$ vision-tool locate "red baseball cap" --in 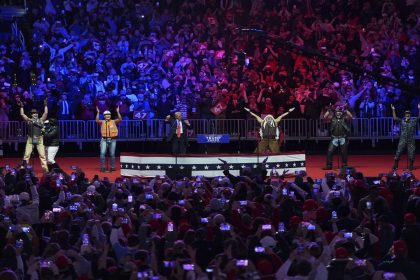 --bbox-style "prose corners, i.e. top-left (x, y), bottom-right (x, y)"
top-left (404, 213), bottom-right (416, 224)
top-left (335, 247), bottom-right (349, 259)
